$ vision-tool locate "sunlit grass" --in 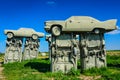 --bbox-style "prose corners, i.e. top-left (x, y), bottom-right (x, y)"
top-left (1, 50), bottom-right (120, 80)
